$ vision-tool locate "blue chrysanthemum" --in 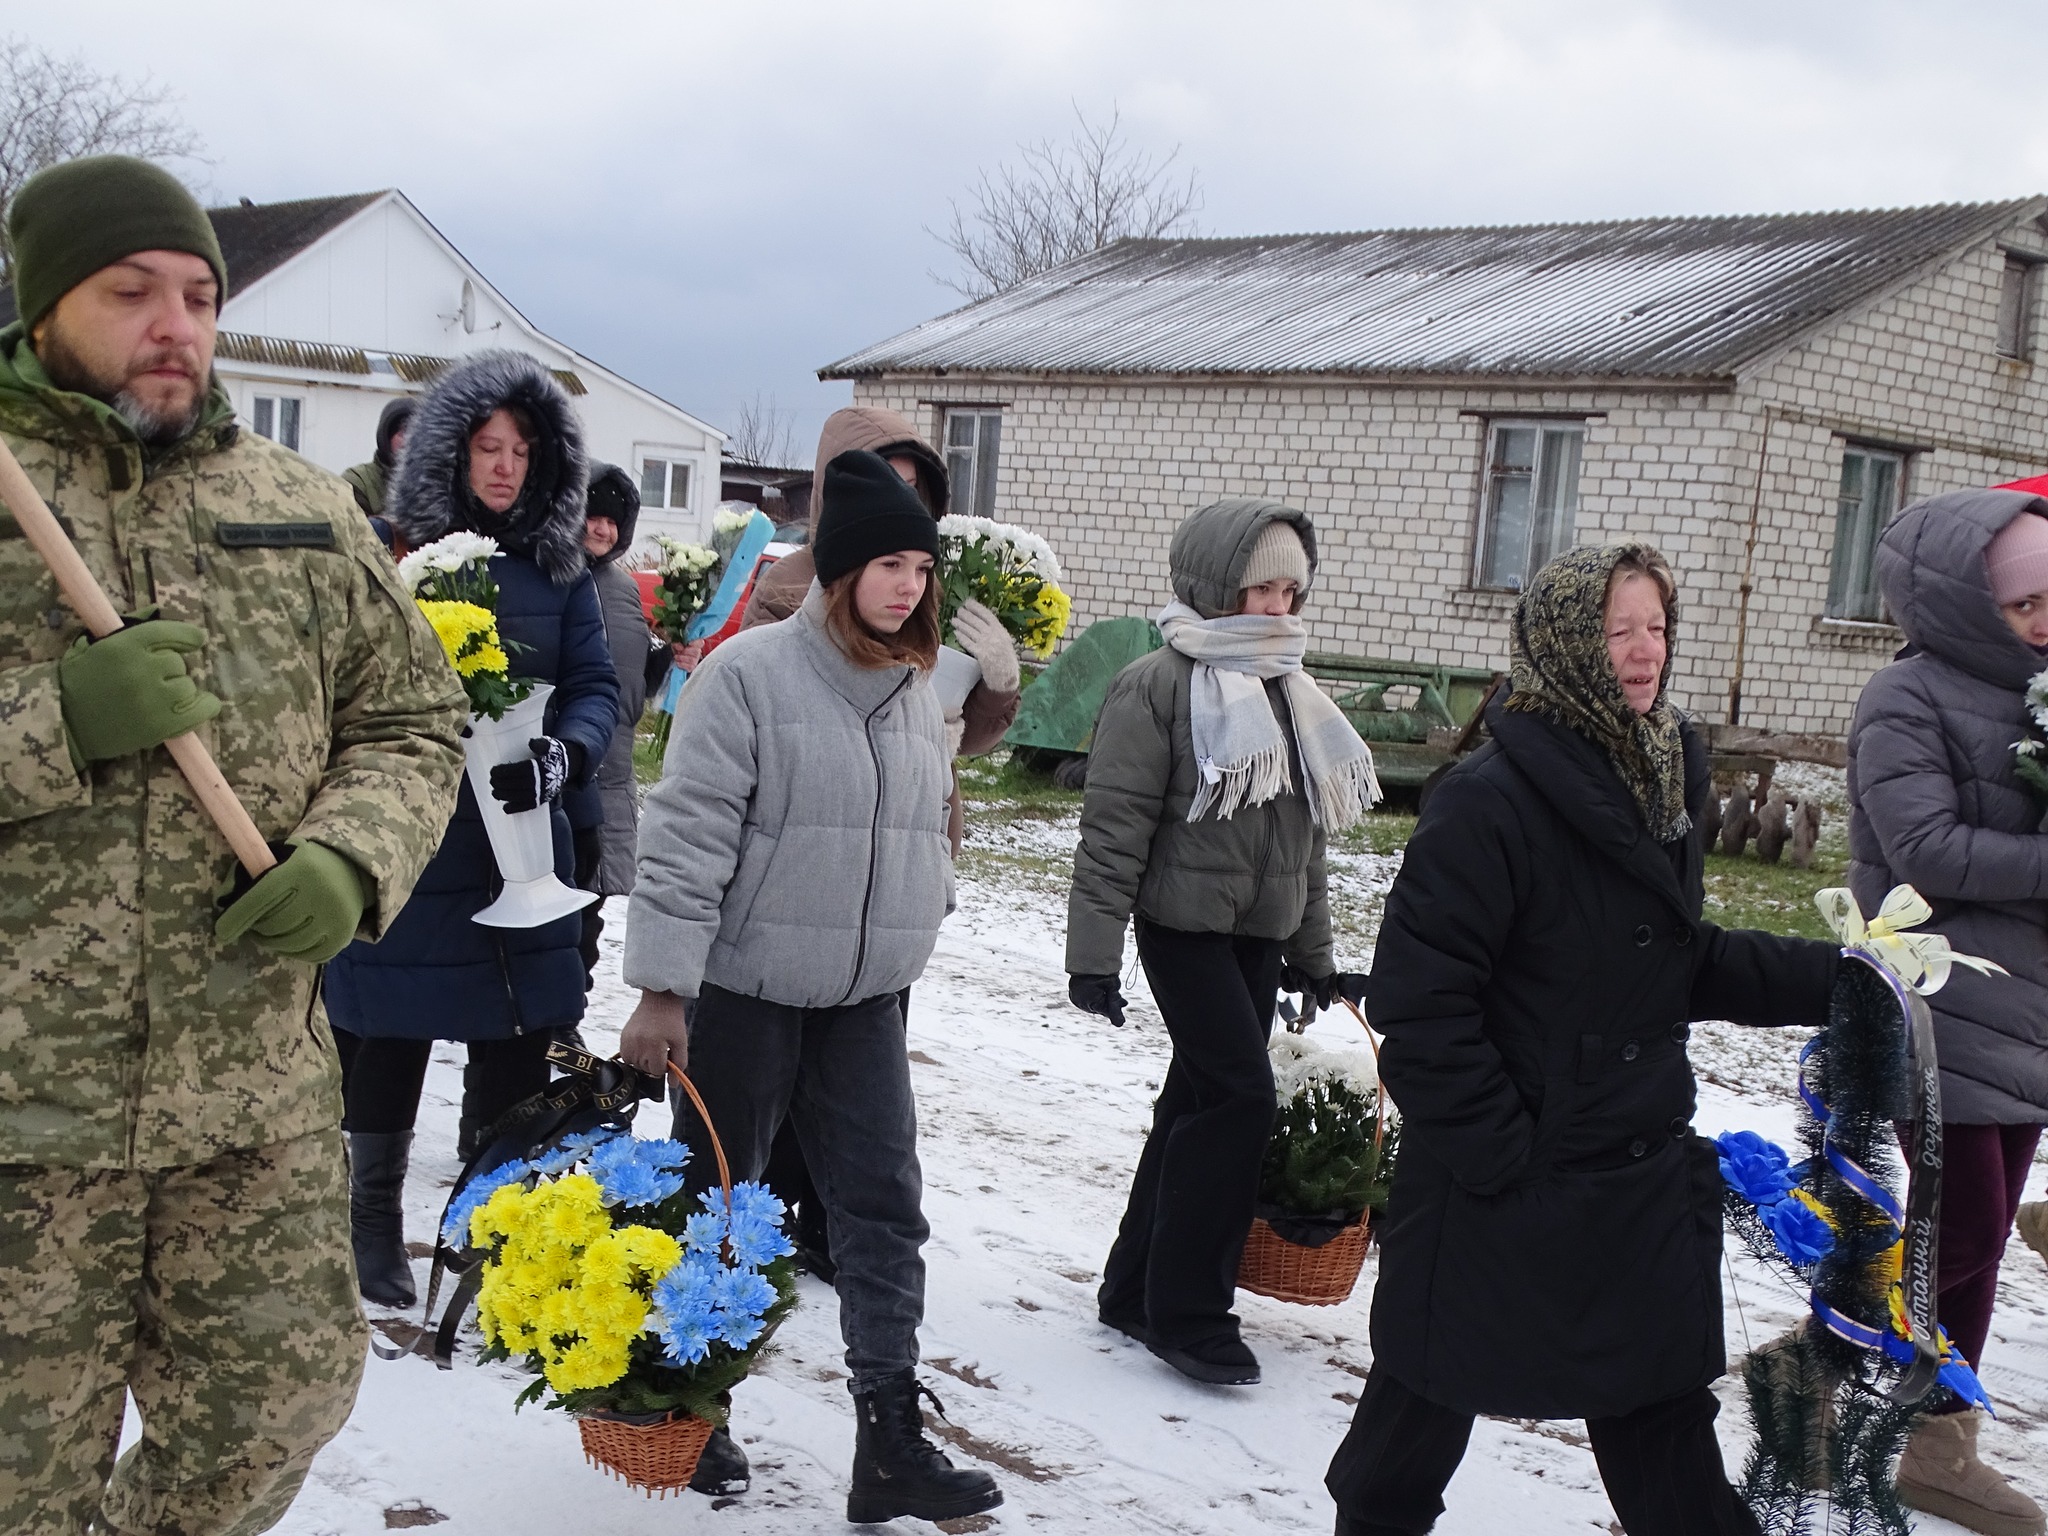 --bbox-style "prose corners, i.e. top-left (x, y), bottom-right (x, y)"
top-left (650, 1254), bottom-right (723, 1366)
top-left (683, 1210), bottom-right (727, 1254)
top-left (587, 1135), bottom-right (691, 1208)
top-left (712, 1268), bottom-right (778, 1349)
top-left (526, 1129), bottom-right (613, 1177)
top-left (728, 1212), bottom-right (795, 1269)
